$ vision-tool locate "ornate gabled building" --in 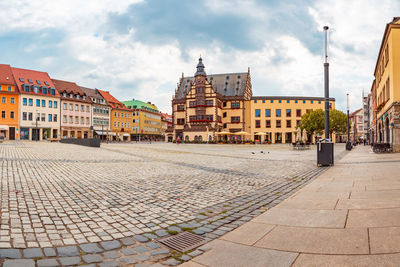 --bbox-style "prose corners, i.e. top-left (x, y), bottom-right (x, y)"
top-left (171, 57), bottom-right (252, 142)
